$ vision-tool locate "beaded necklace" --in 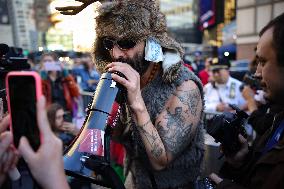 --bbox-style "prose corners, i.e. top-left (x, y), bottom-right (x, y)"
top-left (145, 63), bottom-right (159, 85)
